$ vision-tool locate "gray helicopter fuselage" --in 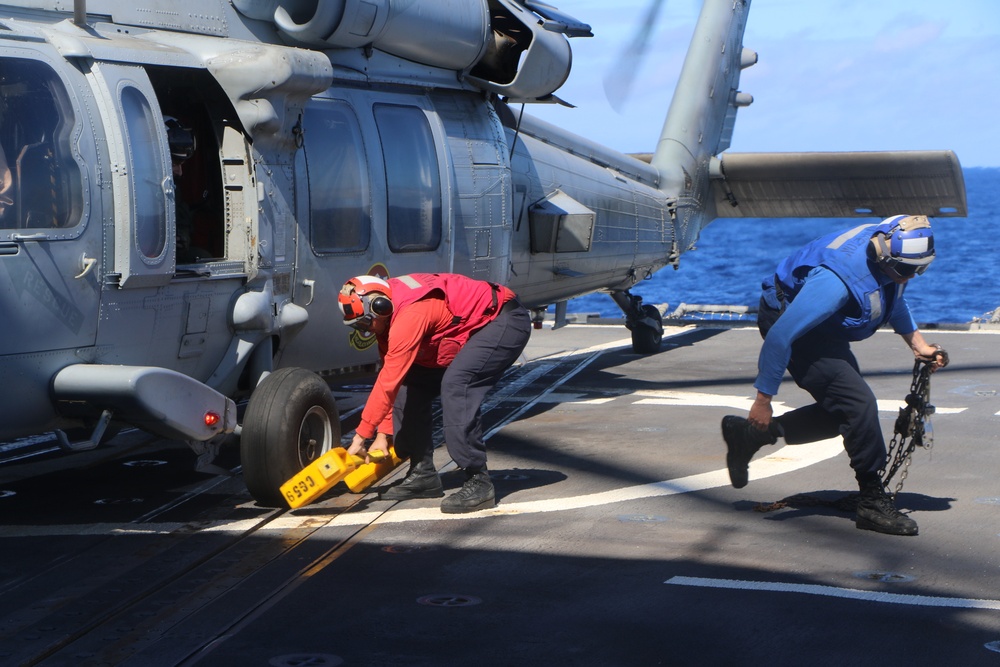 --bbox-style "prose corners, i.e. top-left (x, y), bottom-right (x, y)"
top-left (0, 0), bottom-right (675, 443)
